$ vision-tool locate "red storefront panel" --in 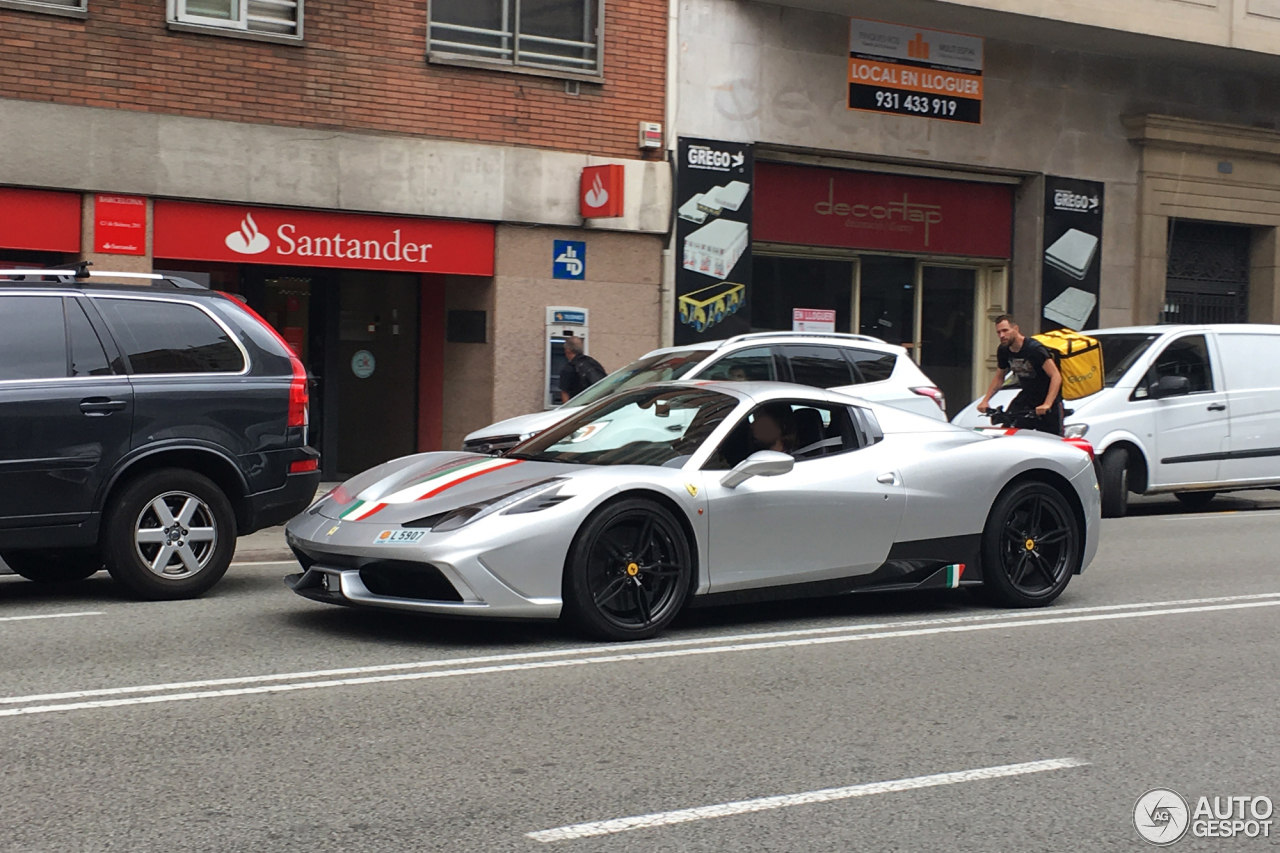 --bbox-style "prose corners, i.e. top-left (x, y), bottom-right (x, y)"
top-left (754, 163), bottom-right (1013, 259)
top-left (153, 200), bottom-right (495, 276)
top-left (0, 188), bottom-right (81, 253)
